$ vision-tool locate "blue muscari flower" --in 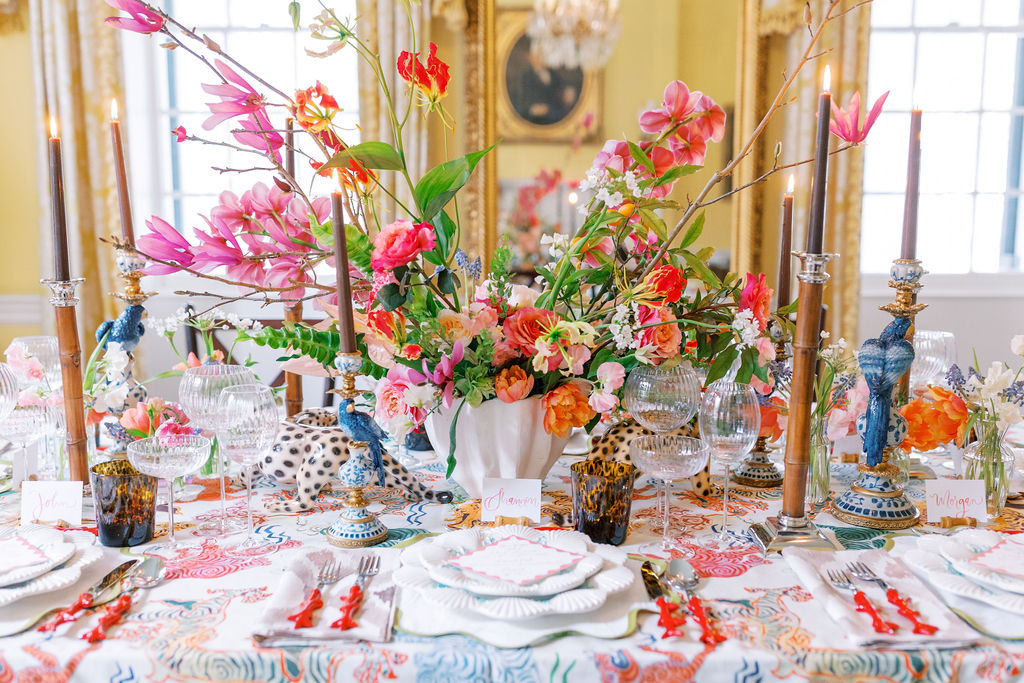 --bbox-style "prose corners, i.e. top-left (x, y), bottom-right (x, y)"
top-left (832, 373), bottom-right (857, 404)
top-left (946, 364), bottom-right (966, 391)
top-left (467, 256), bottom-right (482, 281)
top-left (1001, 381), bottom-right (1024, 407)
top-left (454, 249), bottom-right (469, 270)
top-left (769, 360), bottom-right (792, 384)
top-left (756, 390), bottom-right (774, 408)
